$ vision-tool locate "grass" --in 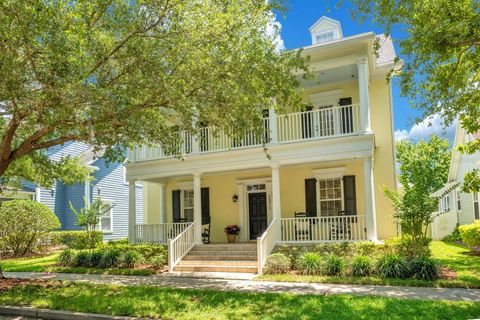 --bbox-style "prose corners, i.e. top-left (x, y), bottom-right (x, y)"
top-left (0, 282), bottom-right (479, 320)
top-left (1, 253), bottom-right (154, 276)
top-left (257, 241), bottom-right (480, 289)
